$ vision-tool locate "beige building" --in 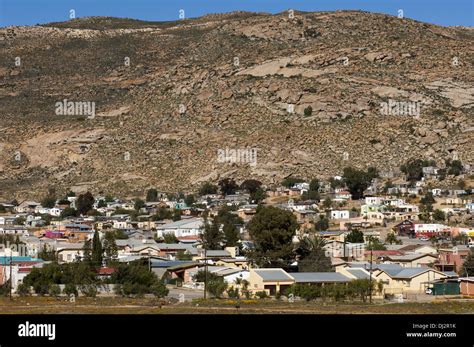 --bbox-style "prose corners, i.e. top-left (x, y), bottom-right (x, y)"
top-left (248, 268), bottom-right (294, 295)
top-left (375, 267), bottom-right (447, 294)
